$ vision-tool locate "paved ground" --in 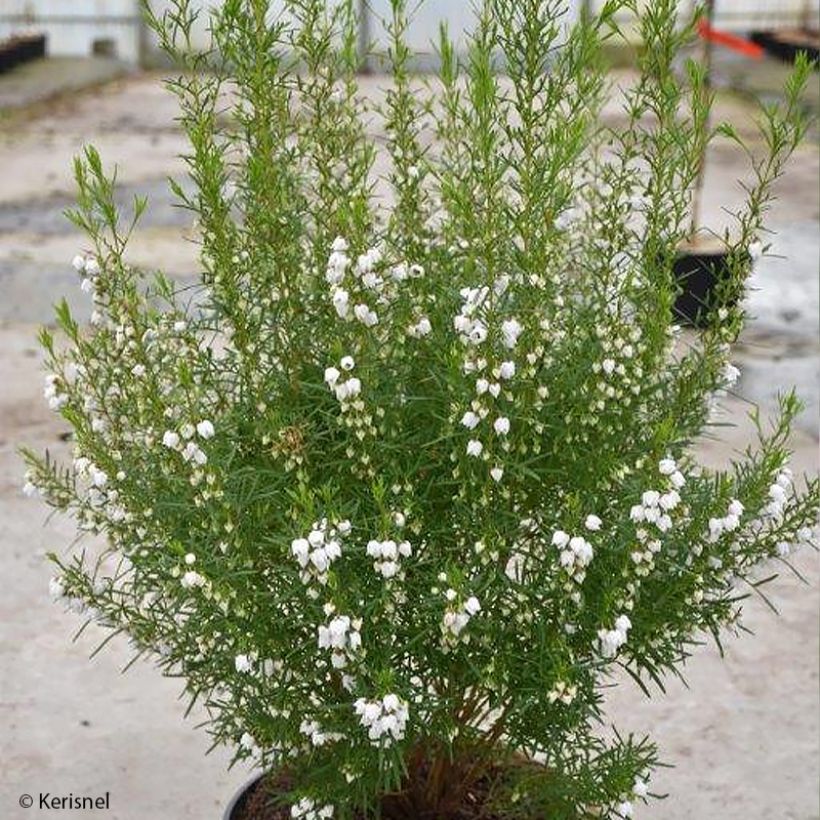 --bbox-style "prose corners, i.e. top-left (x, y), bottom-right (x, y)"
top-left (0, 60), bottom-right (817, 820)
top-left (0, 57), bottom-right (130, 114)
